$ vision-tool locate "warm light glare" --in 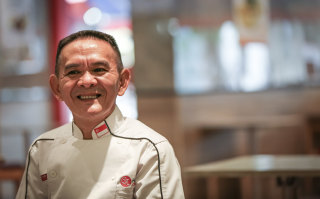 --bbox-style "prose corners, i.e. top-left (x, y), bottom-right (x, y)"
top-left (65, 0), bottom-right (87, 4)
top-left (83, 7), bottom-right (102, 26)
